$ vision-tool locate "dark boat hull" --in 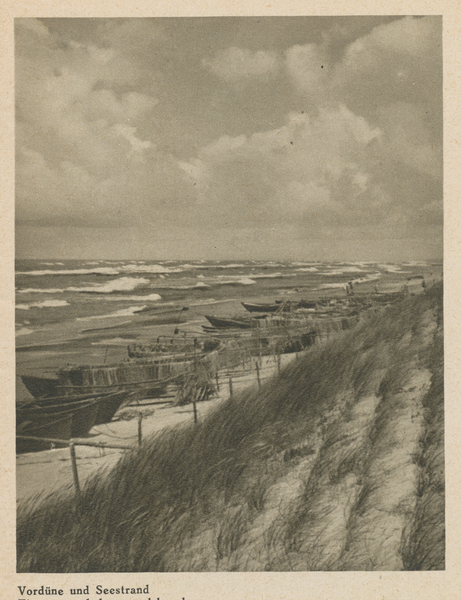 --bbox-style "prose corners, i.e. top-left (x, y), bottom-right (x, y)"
top-left (18, 398), bottom-right (99, 438)
top-left (21, 375), bottom-right (60, 398)
top-left (16, 413), bottom-right (73, 454)
top-left (241, 302), bottom-right (300, 313)
top-left (205, 315), bottom-right (251, 329)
